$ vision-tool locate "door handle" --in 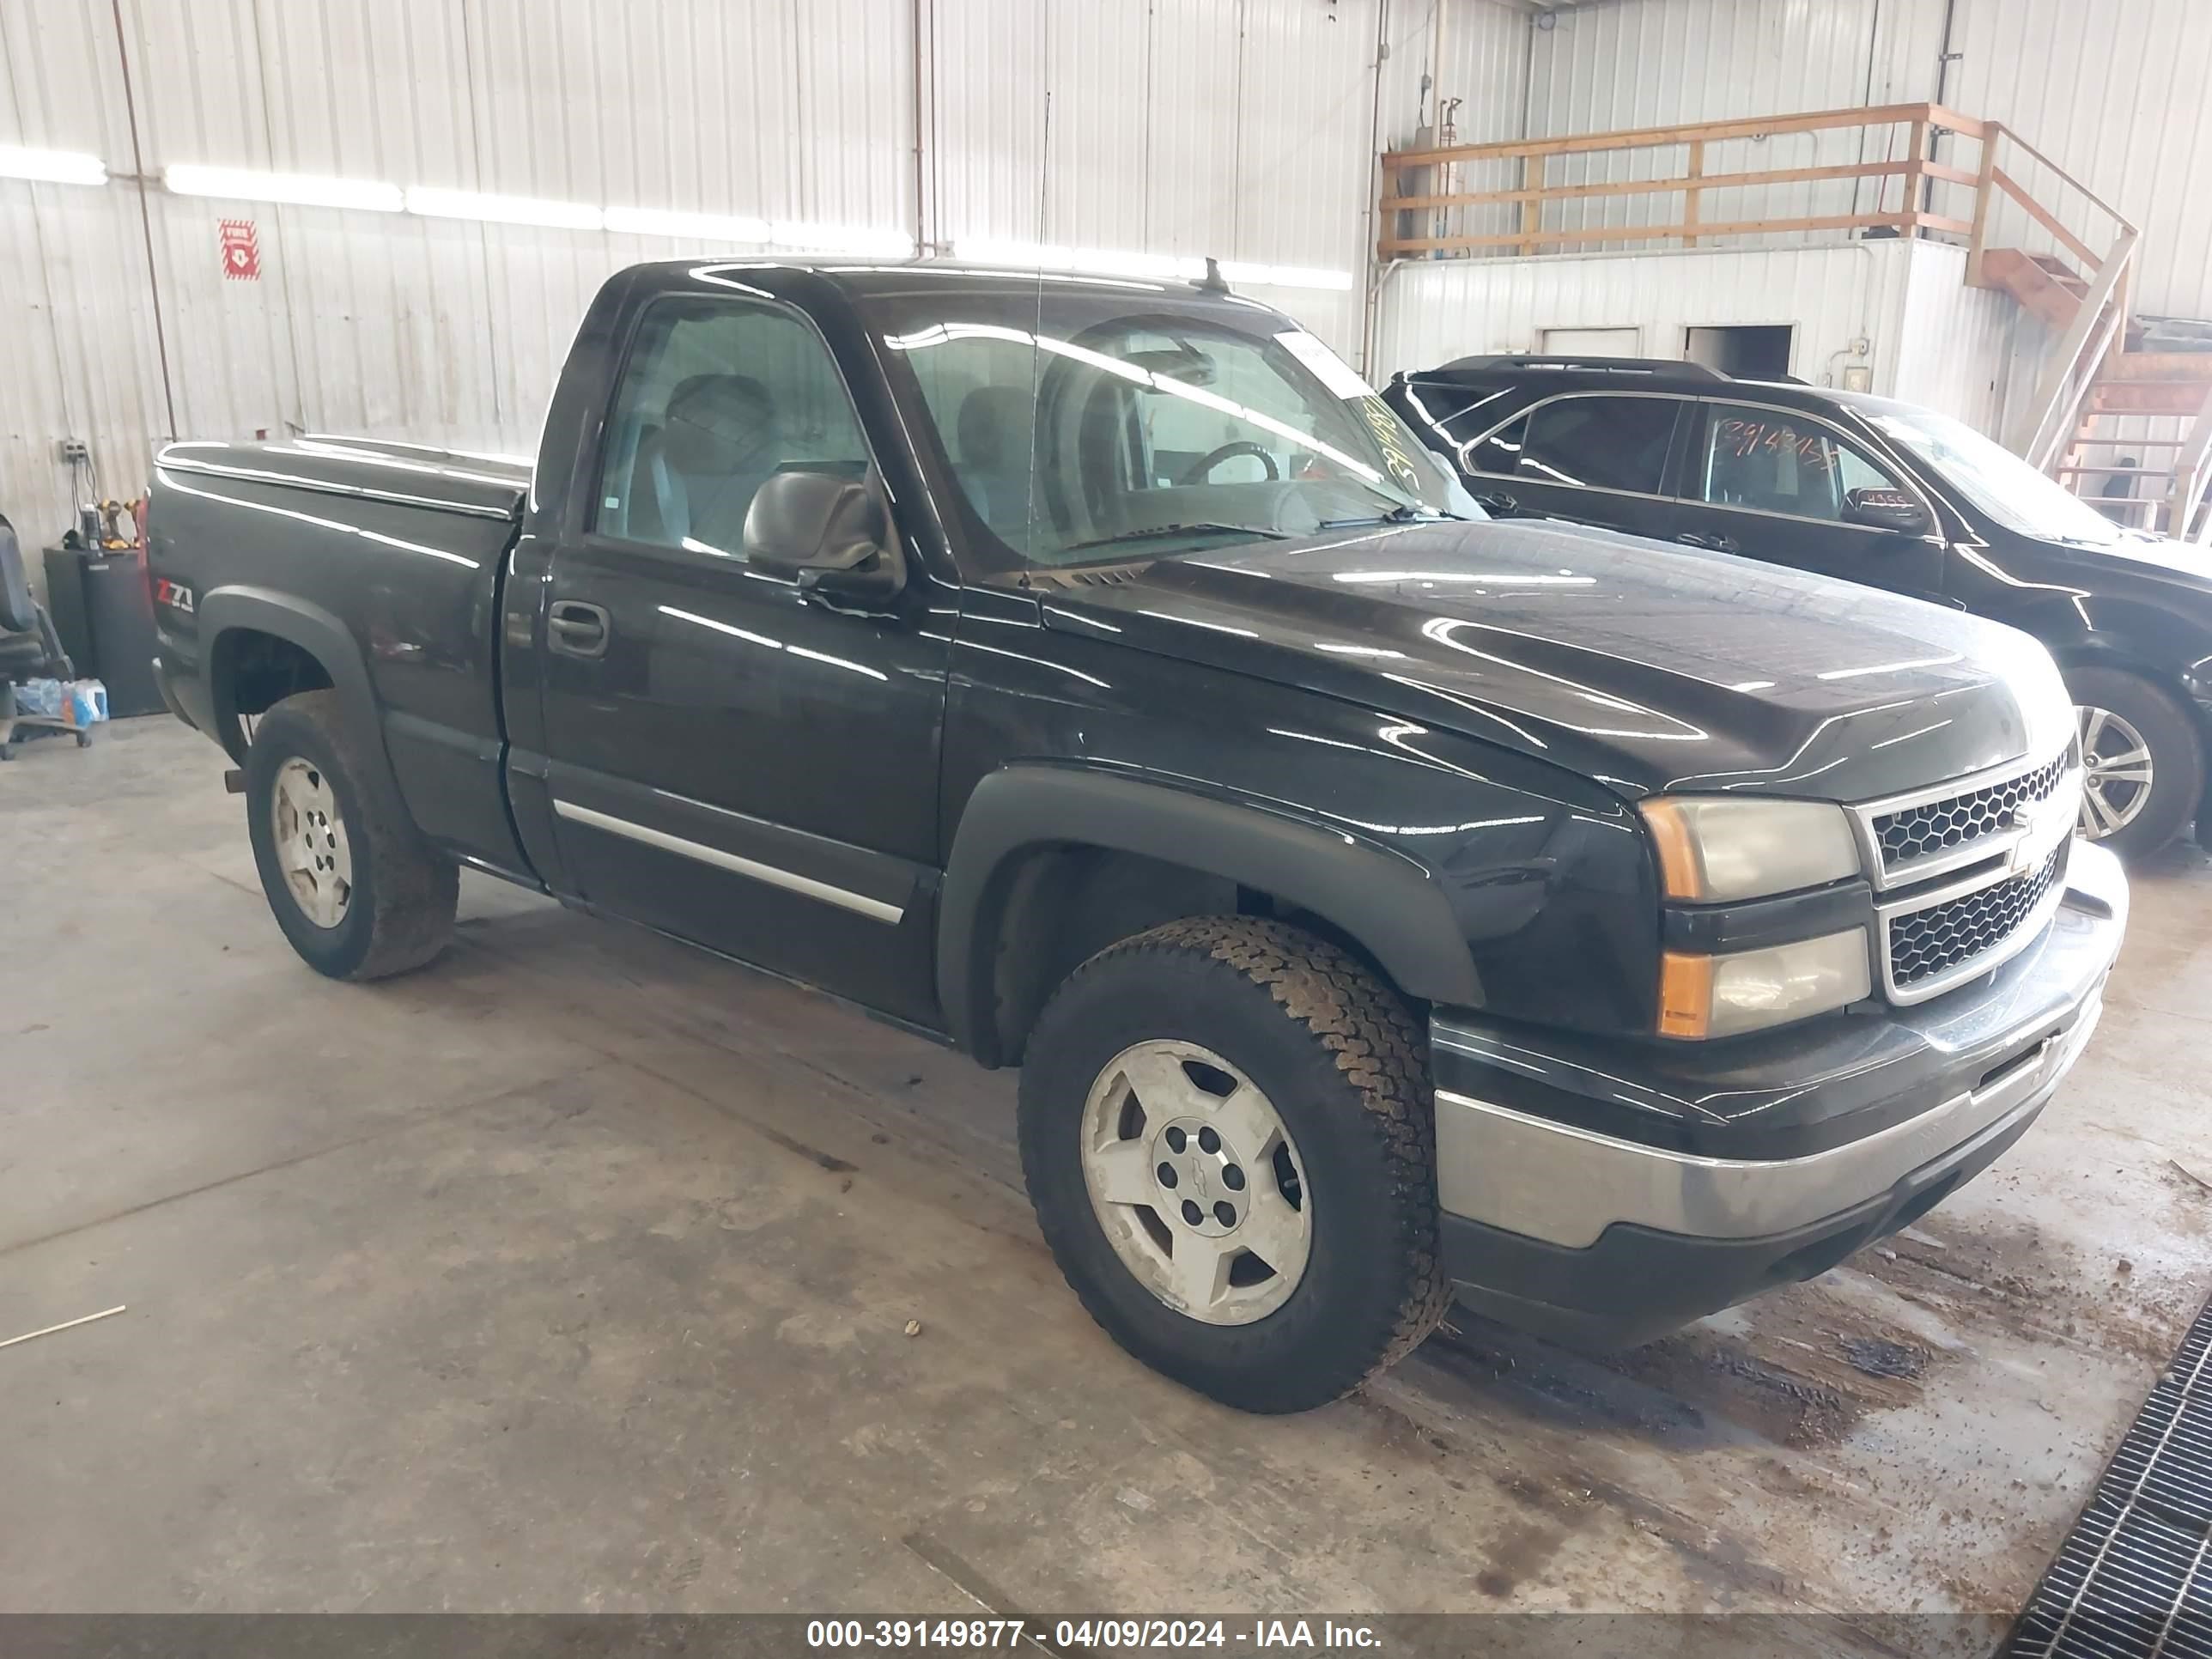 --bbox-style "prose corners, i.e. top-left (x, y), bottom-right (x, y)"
top-left (1676, 532), bottom-right (1740, 554)
top-left (548, 600), bottom-right (610, 658)
top-left (1474, 490), bottom-right (1518, 515)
